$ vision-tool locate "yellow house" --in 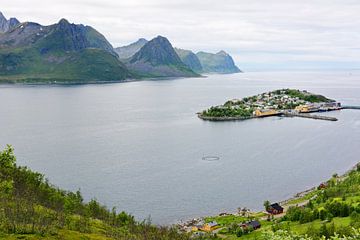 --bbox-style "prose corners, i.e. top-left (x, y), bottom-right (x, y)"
top-left (254, 109), bottom-right (278, 117)
top-left (295, 105), bottom-right (309, 113)
top-left (200, 221), bottom-right (219, 232)
top-left (191, 226), bottom-right (199, 232)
